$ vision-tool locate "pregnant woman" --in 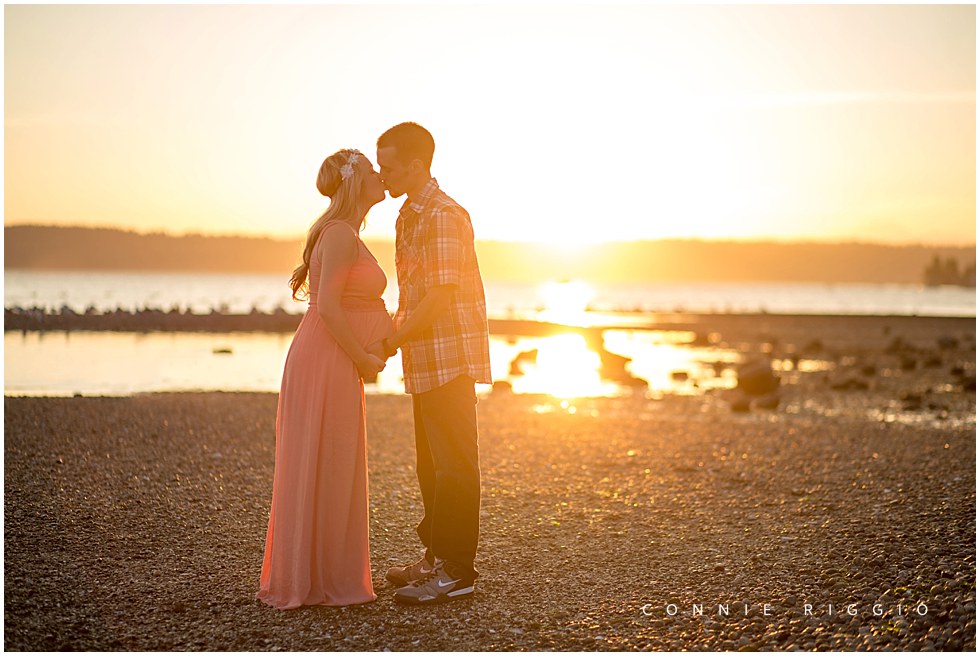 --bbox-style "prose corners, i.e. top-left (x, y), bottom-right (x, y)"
top-left (257, 148), bottom-right (392, 608)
